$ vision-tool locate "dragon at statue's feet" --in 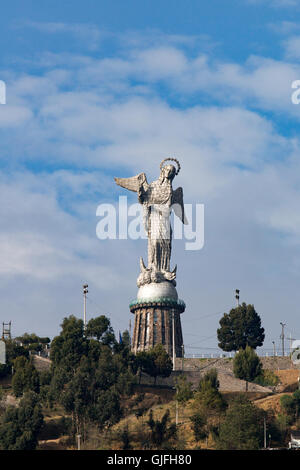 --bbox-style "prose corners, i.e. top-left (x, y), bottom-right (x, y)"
top-left (137, 257), bottom-right (177, 287)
